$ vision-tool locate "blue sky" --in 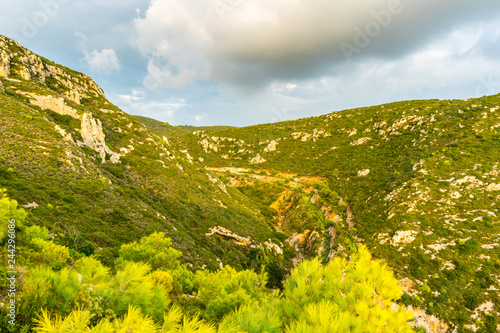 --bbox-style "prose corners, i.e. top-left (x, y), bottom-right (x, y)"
top-left (1, 0), bottom-right (500, 126)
